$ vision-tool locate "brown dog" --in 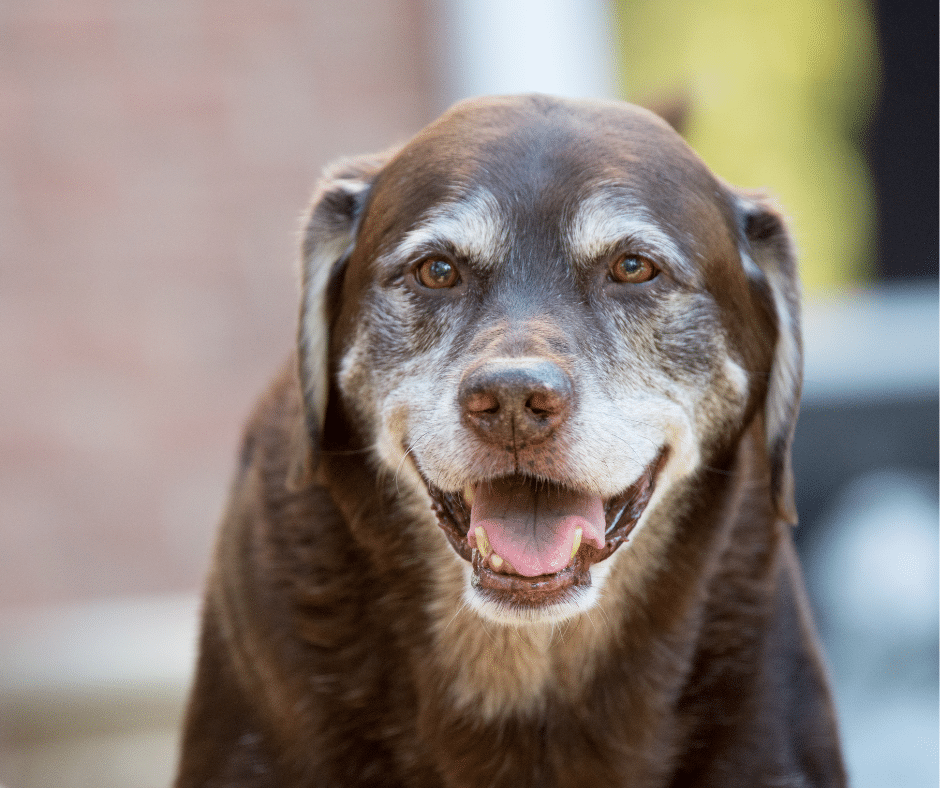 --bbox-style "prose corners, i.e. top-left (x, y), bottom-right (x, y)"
top-left (175, 95), bottom-right (845, 787)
